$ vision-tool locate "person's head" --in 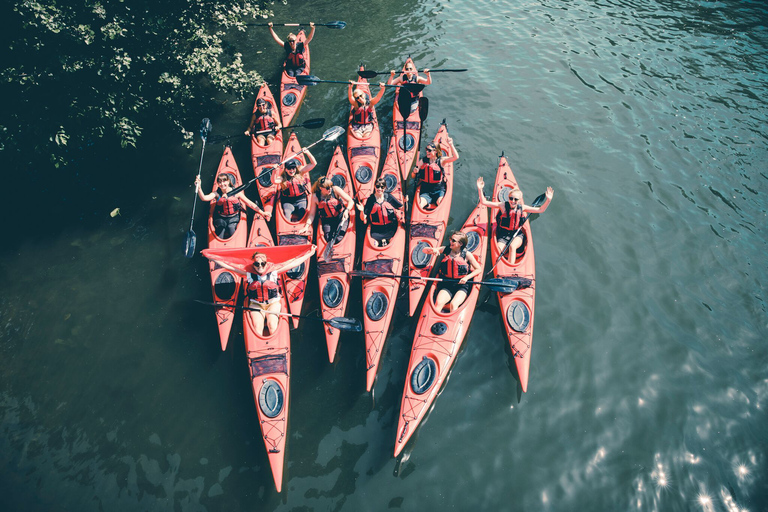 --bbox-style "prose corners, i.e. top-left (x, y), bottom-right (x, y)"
top-left (256, 98), bottom-right (268, 113)
top-left (312, 176), bottom-right (334, 195)
top-left (403, 60), bottom-right (416, 75)
top-left (251, 252), bottom-right (269, 274)
top-left (448, 231), bottom-right (469, 250)
top-left (286, 33), bottom-right (298, 49)
top-left (507, 189), bottom-right (523, 206)
top-left (374, 177), bottom-right (387, 194)
top-left (217, 174), bottom-right (233, 189)
top-left (353, 88), bottom-right (368, 105)
top-left (425, 142), bottom-right (443, 159)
